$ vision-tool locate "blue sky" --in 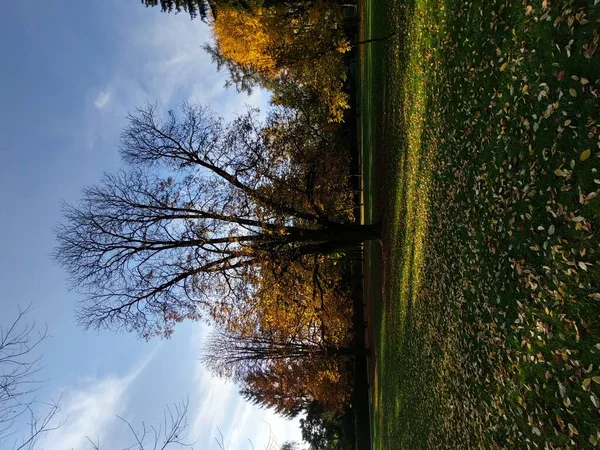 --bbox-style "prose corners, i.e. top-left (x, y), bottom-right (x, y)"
top-left (0, 1), bottom-right (301, 448)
